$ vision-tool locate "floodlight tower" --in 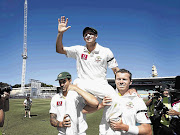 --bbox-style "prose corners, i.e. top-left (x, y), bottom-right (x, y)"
top-left (21, 0), bottom-right (28, 95)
